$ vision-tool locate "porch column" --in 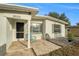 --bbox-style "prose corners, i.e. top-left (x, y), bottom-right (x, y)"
top-left (27, 20), bottom-right (31, 48)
